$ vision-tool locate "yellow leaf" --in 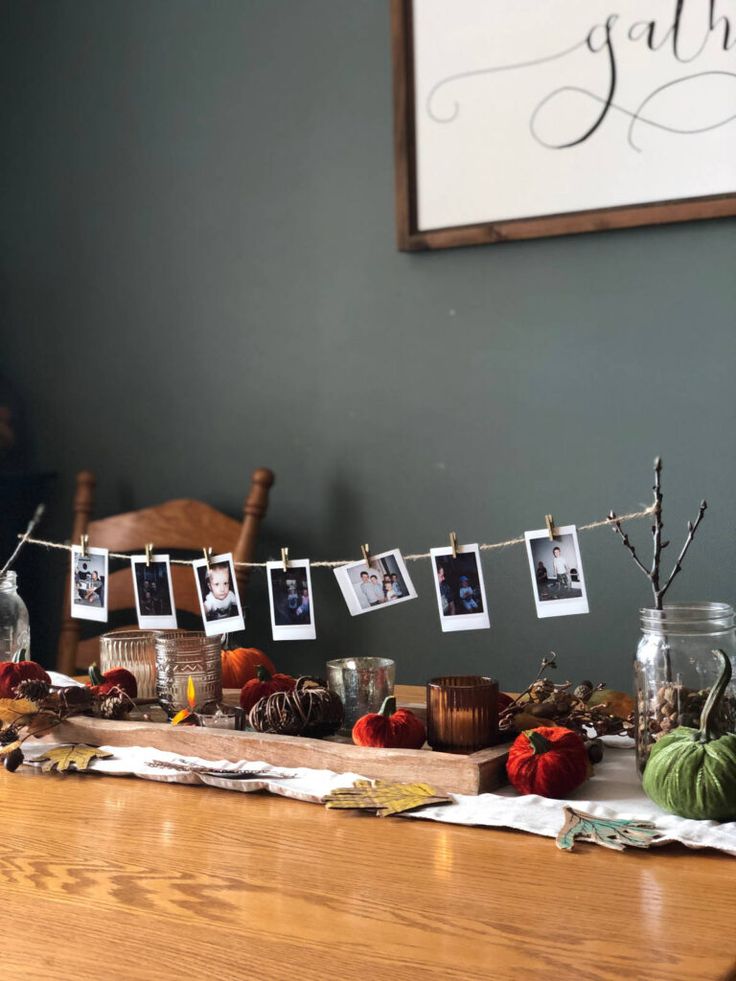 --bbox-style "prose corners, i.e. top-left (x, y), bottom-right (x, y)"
top-left (33, 744), bottom-right (113, 773)
top-left (0, 740), bottom-right (21, 757)
top-left (324, 779), bottom-right (452, 817)
top-left (0, 697), bottom-right (39, 724)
